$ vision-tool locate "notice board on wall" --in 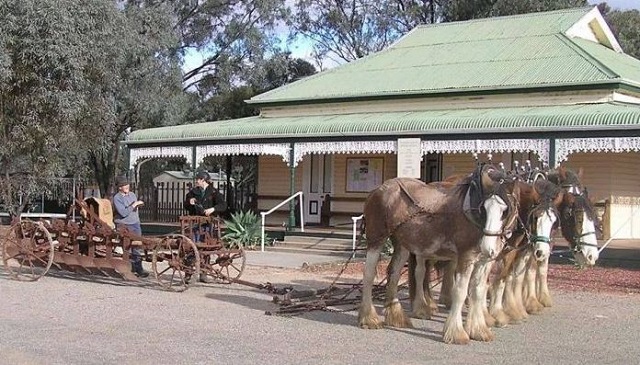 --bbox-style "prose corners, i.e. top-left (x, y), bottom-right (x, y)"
top-left (346, 158), bottom-right (384, 192)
